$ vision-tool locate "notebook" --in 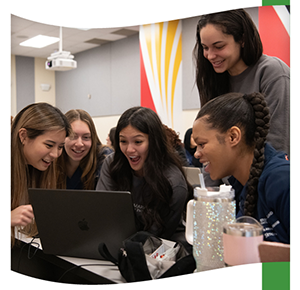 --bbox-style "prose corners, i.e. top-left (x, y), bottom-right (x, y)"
top-left (183, 166), bottom-right (201, 186)
top-left (28, 188), bottom-right (137, 260)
